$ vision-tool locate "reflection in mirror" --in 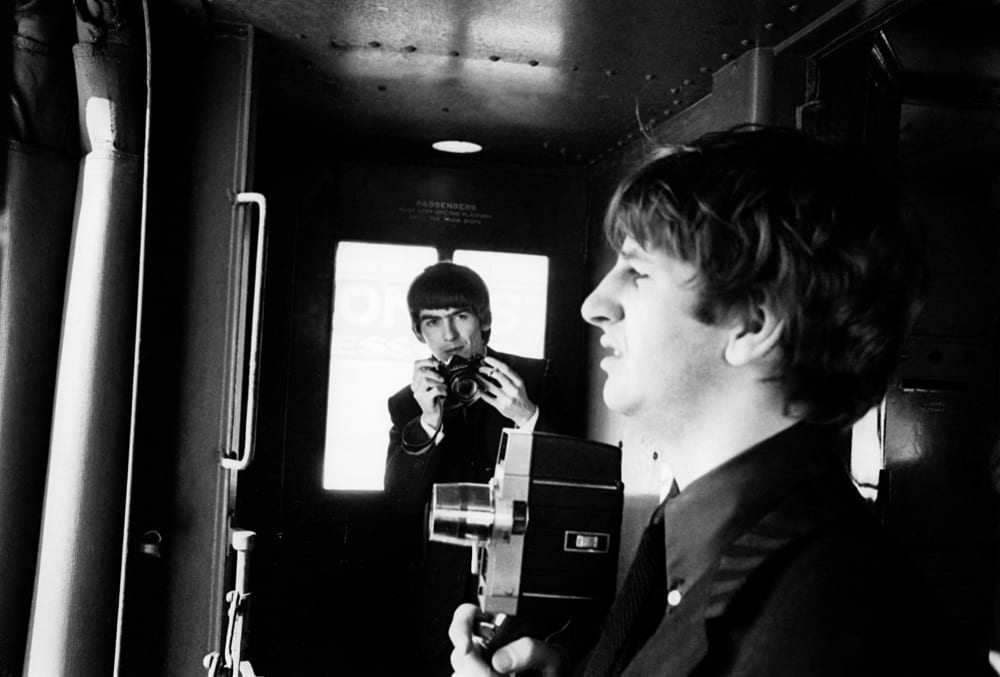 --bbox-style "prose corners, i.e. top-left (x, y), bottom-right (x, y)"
top-left (323, 243), bottom-right (550, 490)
